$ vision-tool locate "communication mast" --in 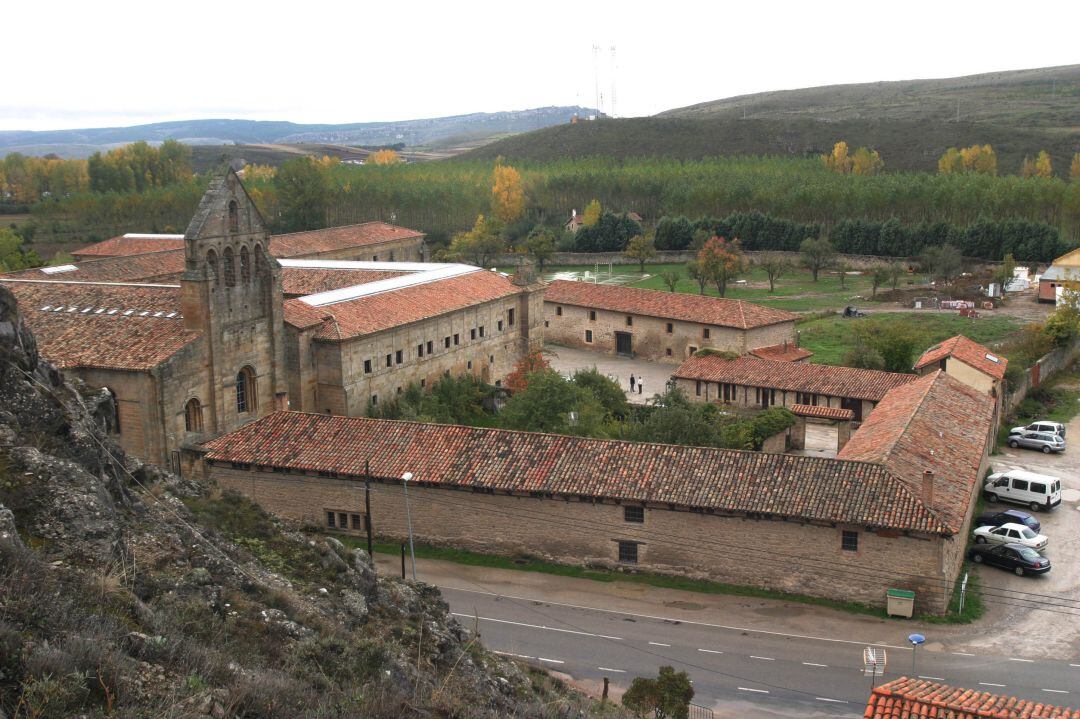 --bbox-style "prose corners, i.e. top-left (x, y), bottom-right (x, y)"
top-left (609, 45), bottom-right (617, 118)
top-left (592, 45), bottom-right (601, 116)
